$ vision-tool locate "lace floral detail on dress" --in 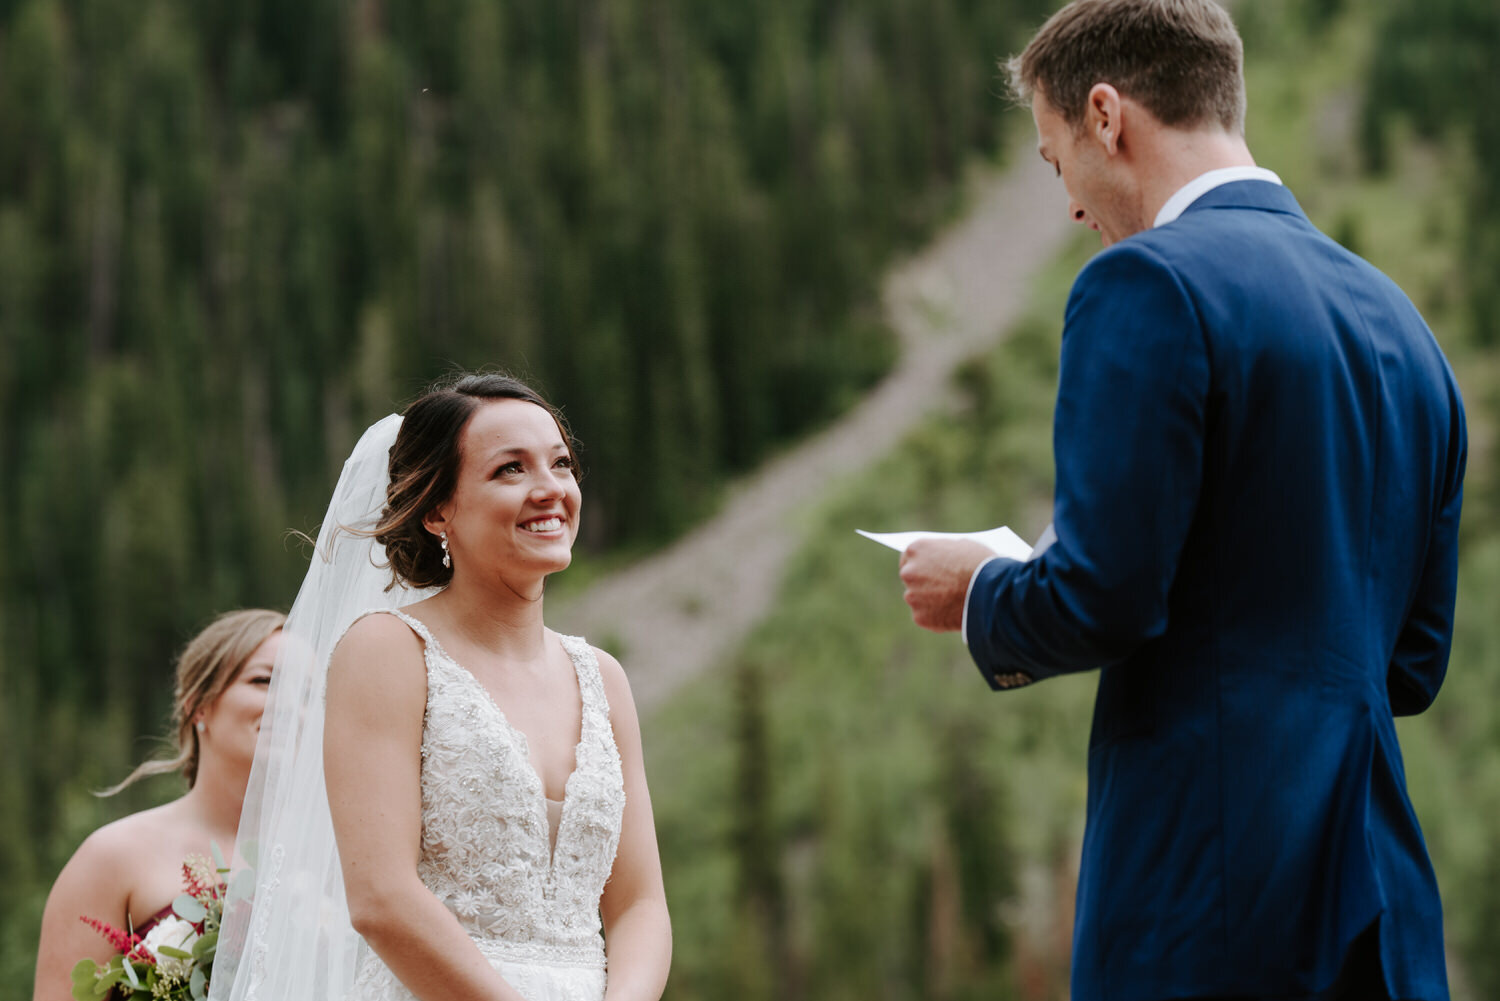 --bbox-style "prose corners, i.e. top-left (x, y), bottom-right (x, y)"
top-left (348, 610), bottom-right (624, 1001)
